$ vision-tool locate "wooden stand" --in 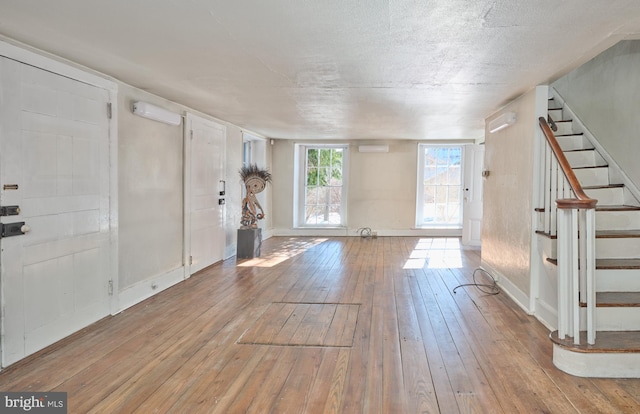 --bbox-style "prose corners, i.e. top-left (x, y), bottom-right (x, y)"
top-left (237, 228), bottom-right (262, 259)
